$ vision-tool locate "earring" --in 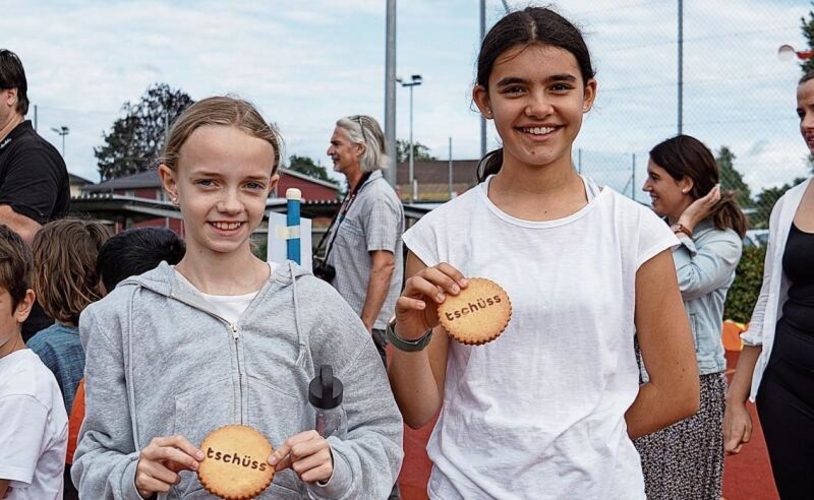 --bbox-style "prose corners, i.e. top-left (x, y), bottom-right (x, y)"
top-left (485, 108), bottom-right (492, 118)
top-left (171, 196), bottom-right (179, 205)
